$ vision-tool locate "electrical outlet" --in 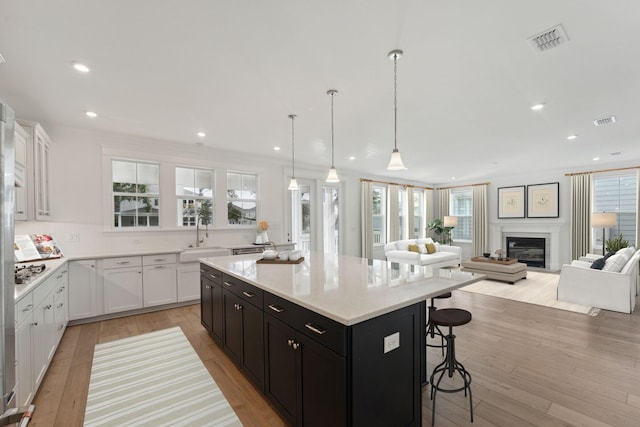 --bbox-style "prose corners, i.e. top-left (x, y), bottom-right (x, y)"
top-left (383, 332), bottom-right (400, 354)
top-left (67, 232), bottom-right (80, 242)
